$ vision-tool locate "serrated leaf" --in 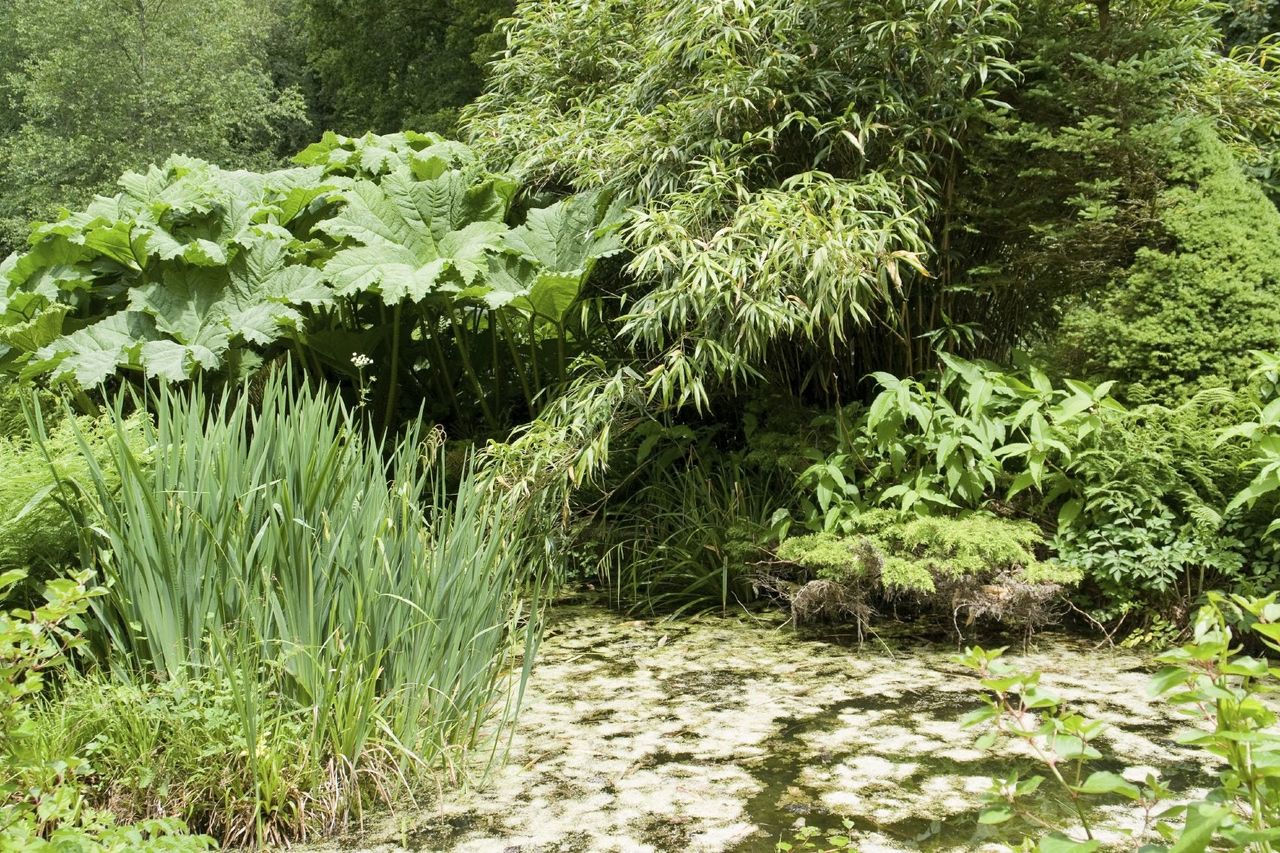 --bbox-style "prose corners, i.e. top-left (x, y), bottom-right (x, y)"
top-left (127, 238), bottom-right (317, 355)
top-left (503, 190), bottom-right (626, 273)
top-left (139, 339), bottom-right (221, 381)
top-left (0, 303), bottom-right (70, 353)
top-left (318, 174), bottom-right (508, 303)
top-left (39, 312), bottom-right (158, 387)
